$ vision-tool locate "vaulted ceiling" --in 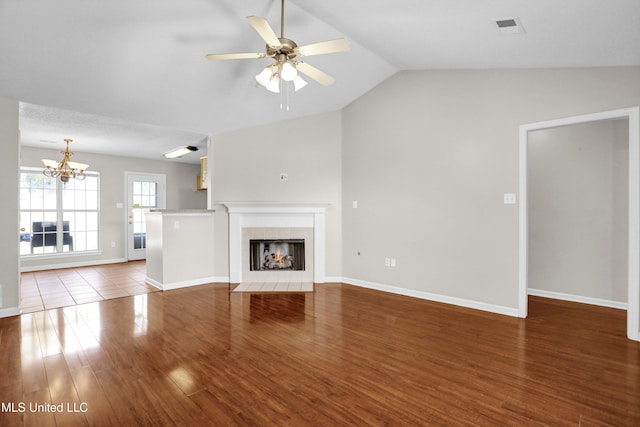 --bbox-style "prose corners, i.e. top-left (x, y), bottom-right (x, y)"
top-left (2, 0), bottom-right (639, 163)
